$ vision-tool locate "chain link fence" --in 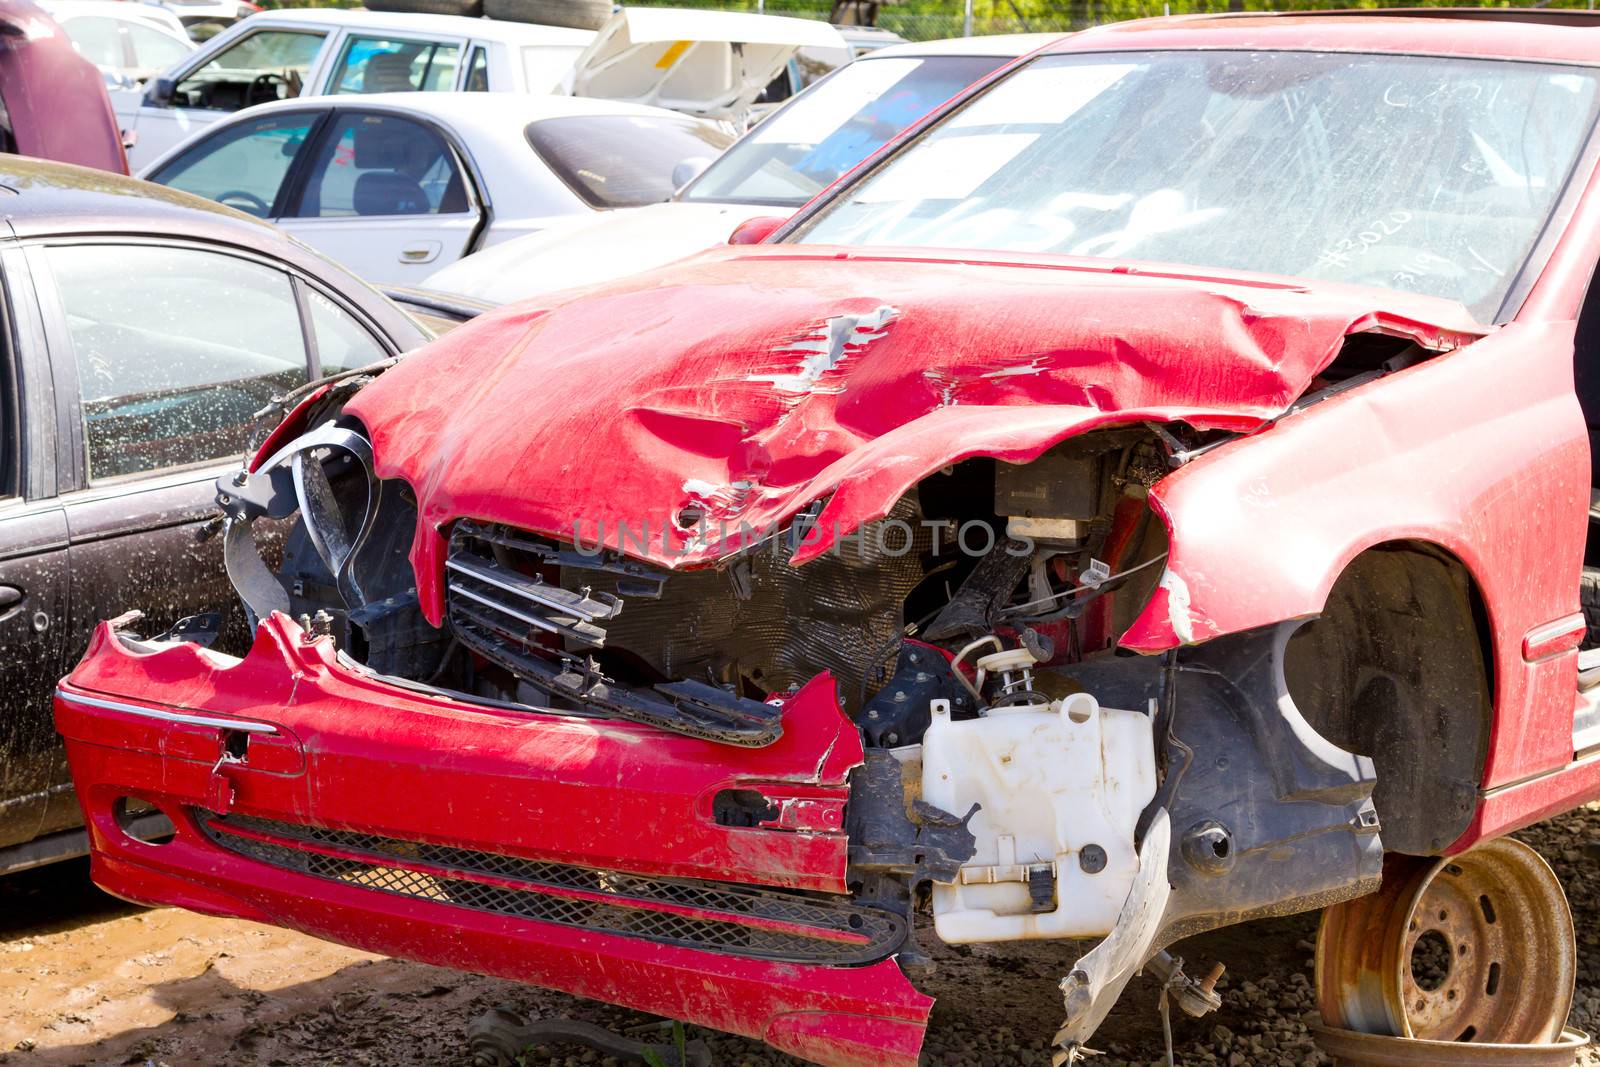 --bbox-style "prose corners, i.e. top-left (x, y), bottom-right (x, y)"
top-left (259, 0), bottom-right (1600, 43)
